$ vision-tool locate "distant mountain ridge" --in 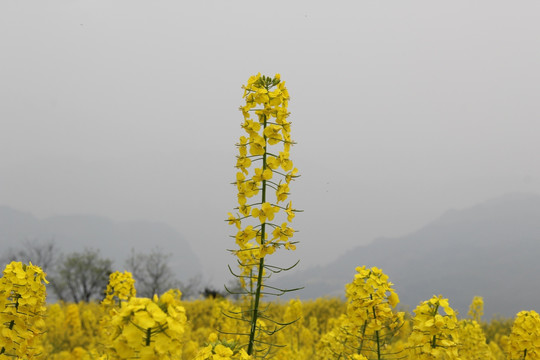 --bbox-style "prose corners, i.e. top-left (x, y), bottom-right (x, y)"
top-left (277, 193), bottom-right (540, 318)
top-left (0, 206), bottom-right (203, 281)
